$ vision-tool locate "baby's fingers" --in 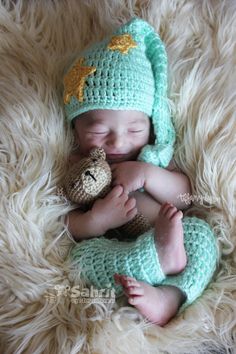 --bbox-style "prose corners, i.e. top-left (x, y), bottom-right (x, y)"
top-left (125, 197), bottom-right (137, 220)
top-left (125, 197), bottom-right (136, 210)
top-left (108, 185), bottom-right (123, 198)
top-left (126, 207), bottom-right (138, 220)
